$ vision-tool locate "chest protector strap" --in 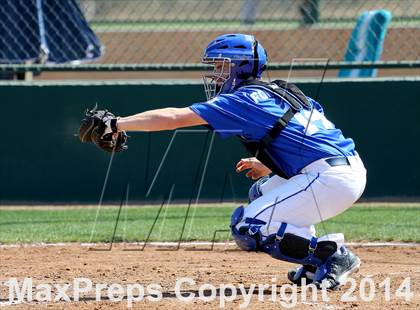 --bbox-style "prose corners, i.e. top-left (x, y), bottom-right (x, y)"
top-left (237, 79), bottom-right (312, 179)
